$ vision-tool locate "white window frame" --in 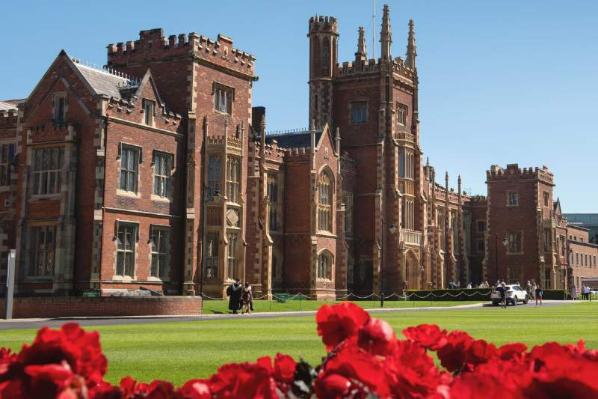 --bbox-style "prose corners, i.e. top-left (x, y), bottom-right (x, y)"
top-left (116, 222), bottom-right (137, 278)
top-left (226, 156), bottom-right (240, 203)
top-left (150, 226), bottom-right (170, 280)
top-left (143, 99), bottom-right (155, 126)
top-left (31, 147), bottom-right (63, 196)
top-left (119, 145), bottom-right (140, 193)
top-left (152, 151), bottom-right (173, 198)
